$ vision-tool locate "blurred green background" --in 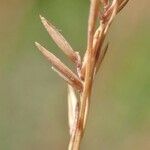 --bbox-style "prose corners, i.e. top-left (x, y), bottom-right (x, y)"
top-left (0, 0), bottom-right (150, 149)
